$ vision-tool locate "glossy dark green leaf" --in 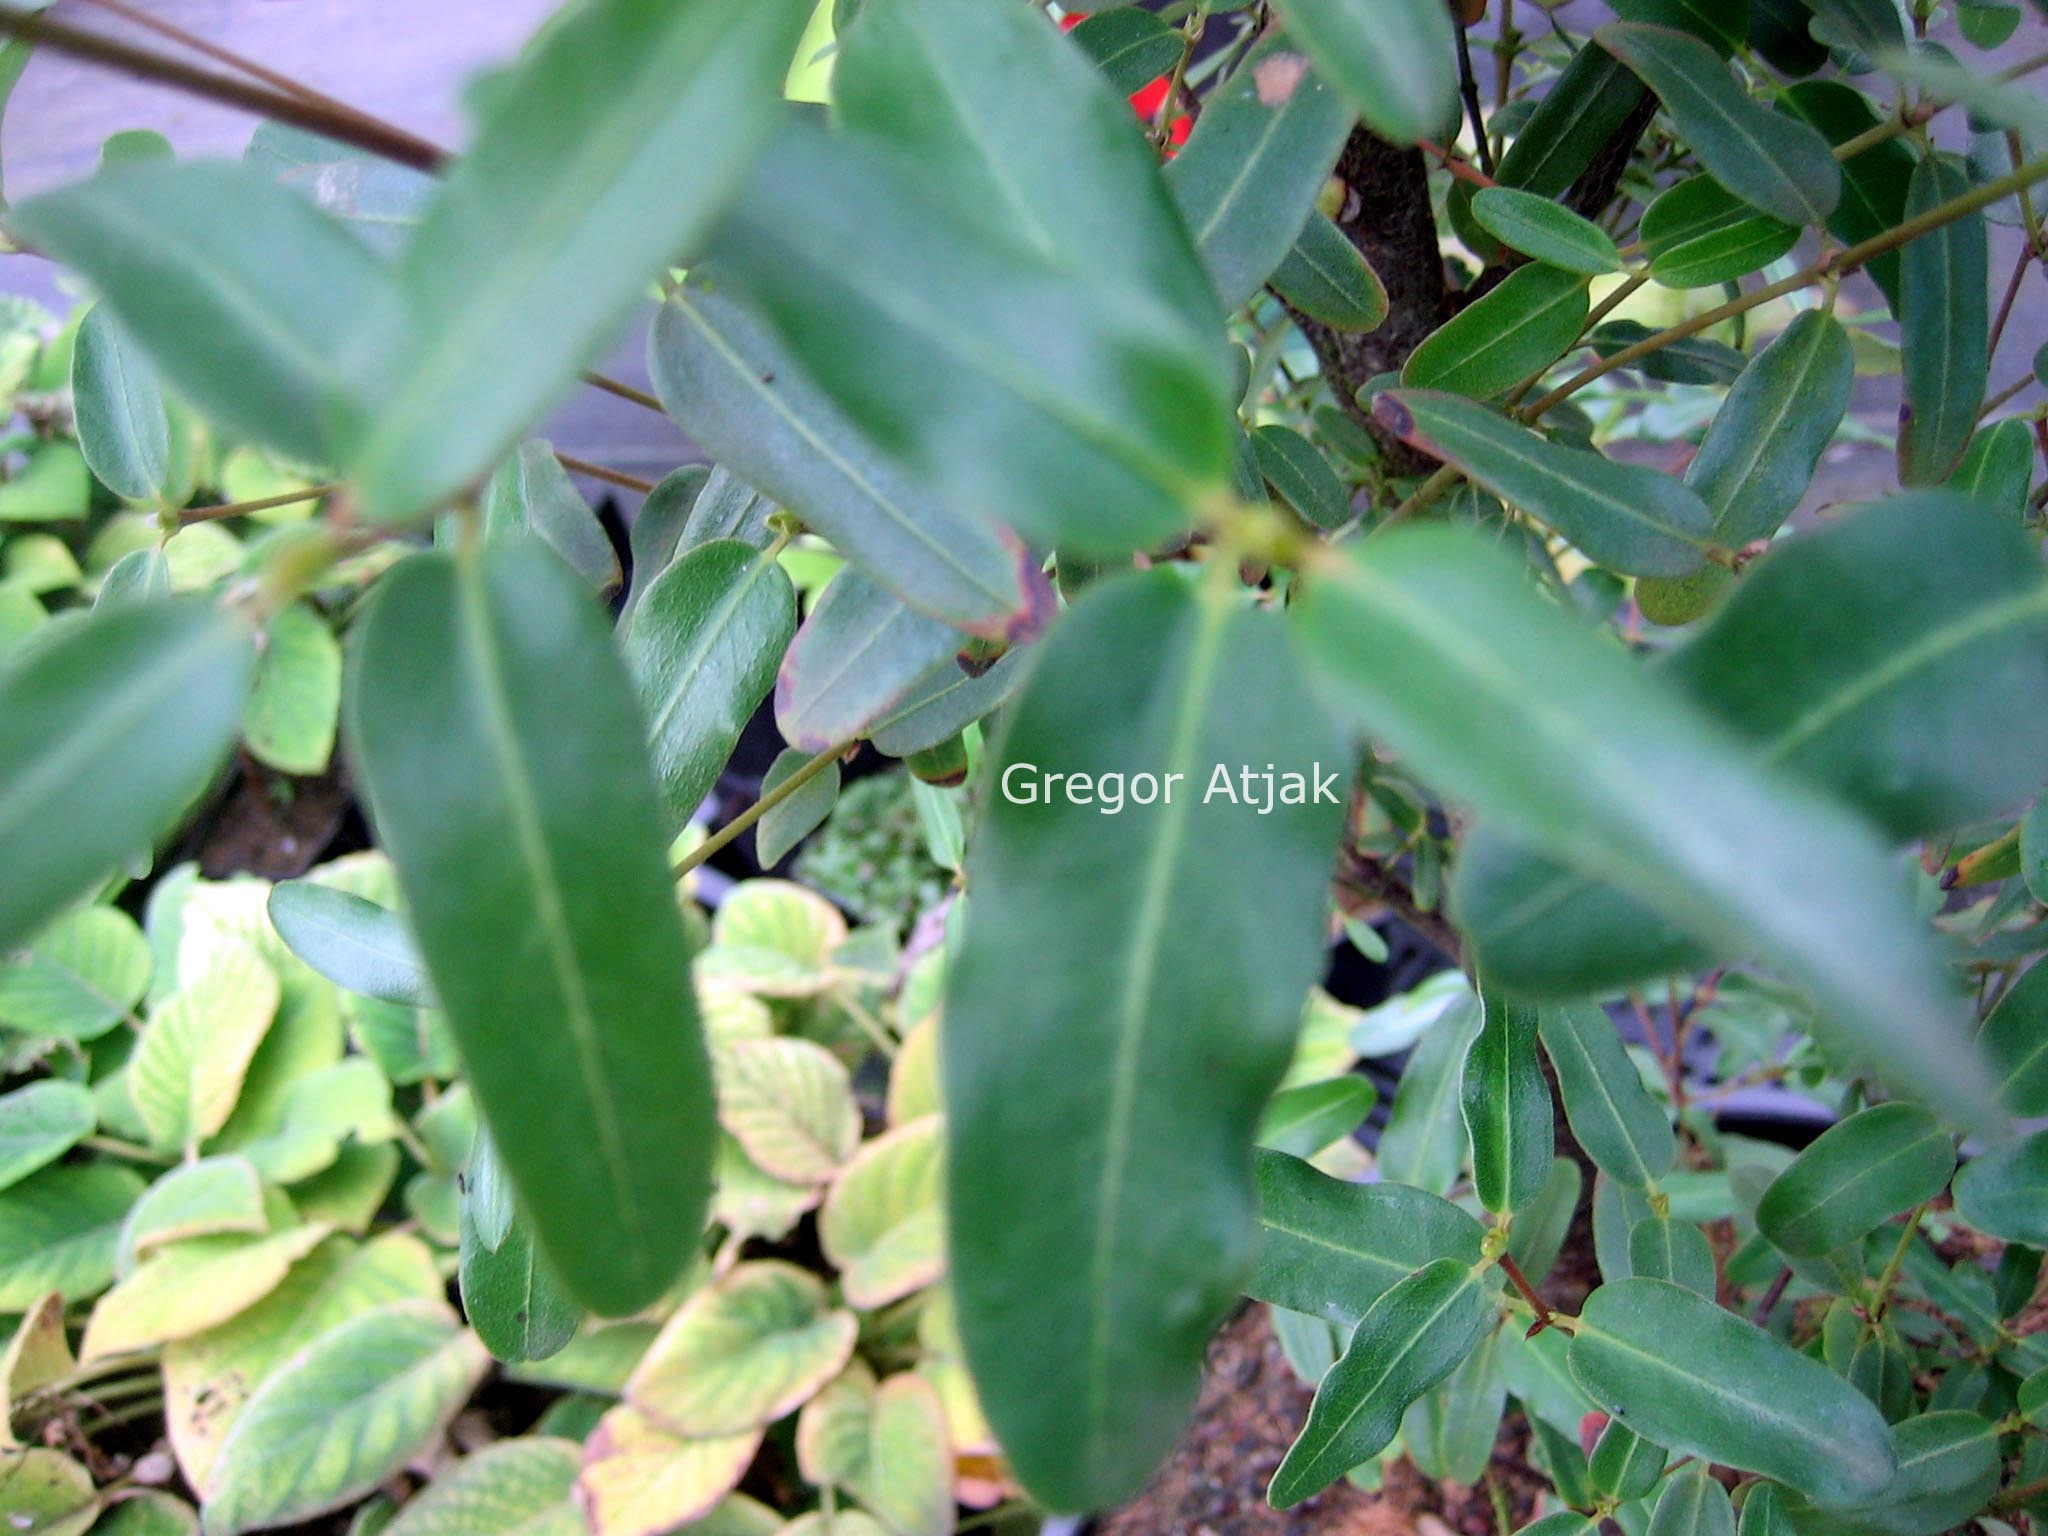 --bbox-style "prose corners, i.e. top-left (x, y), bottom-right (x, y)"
top-left (754, 747), bottom-right (842, 868)
top-left (1949, 418), bottom-right (2034, 516)
top-left (482, 443), bottom-right (619, 596)
top-left (1471, 190), bottom-right (1623, 275)
top-left (1274, 0), bottom-right (1458, 146)
top-left (0, 598), bottom-right (254, 953)
top-left (346, 542), bottom-right (716, 1316)
top-left (649, 284), bottom-right (1047, 641)
top-left (1598, 23), bottom-right (1839, 226)
top-left (1569, 1278), bottom-right (1895, 1506)
top-left (1953, 1128), bottom-right (2048, 1245)
top-left (10, 163), bottom-right (386, 466)
top-left (1401, 264), bottom-right (1591, 401)
top-left (1257, 1076), bottom-right (1376, 1159)
top-left (1795, 1412), bottom-right (2001, 1536)
top-left (1627, 1215), bottom-right (1716, 1295)
top-left (1899, 155), bottom-right (1988, 486)
top-left (1538, 1003), bottom-right (1675, 1191)
top-left (618, 467), bottom-right (710, 629)
top-left (1589, 1419), bottom-right (1666, 1502)
top-left (1495, 49), bottom-right (1646, 198)
top-left (1268, 1258), bottom-right (1496, 1508)
top-left (1270, 214), bottom-right (1389, 333)
top-left (945, 570), bottom-right (1344, 1510)
top-left (1649, 1464), bottom-right (1736, 1536)
top-left (71, 305), bottom-right (181, 505)
top-left (624, 539), bottom-right (795, 829)
top-left (267, 881), bottom-right (433, 1007)
top-left (1375, 391), bottom-right (1712, 578)
top-left (1071, 9), bottom-right (1182, 96)
top-left (1589, 321), bottom-right (1748, 387)
top-left (1810, 0), bottom-right (1905, 53)
top-left (1751, 0), bottom-right (1830, 74)
top-left (347, 0), bottom-right (815, 522)
top-left (1641, 175), bottom-right (1800, 289)
top-left (1507, 1158), bottom-right (1581, 1285)
top-left (1296, 525), bottom-right (1992, 1125)
top-left (1458, 495), bottom-right (2048, 1012)
top-left (1610, 0), bottom-right (1750, 52)
top-left (1379, 996), bottom-right (1484, 1194)
top-left (1757, 1104), bottom-right (1953, 1258)
top-left (712, 118), bottom-right (1234, 558)
top-left (1981, 962), bottom-right (2048, 1117)
top-left (1782, 81), bottom-right (1915, 312)
top-left (1249, 1150), bottom-right (1485, 1326)
top-left (1462, 989), bottom-right (1553, 1215)
top-left (459, 1129), bottom-right (581, 1364)
top-left (1404, 1326), bottom-right (1506, 1485)
top-left (775, 569), bottom-right (960, 754)
top-left (1251, 425), bottom-right (1351, 531)
top-left (1167, 31), bottom-right (1353, 311)
top-left (868, 645), bottom-right (1028, 759)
